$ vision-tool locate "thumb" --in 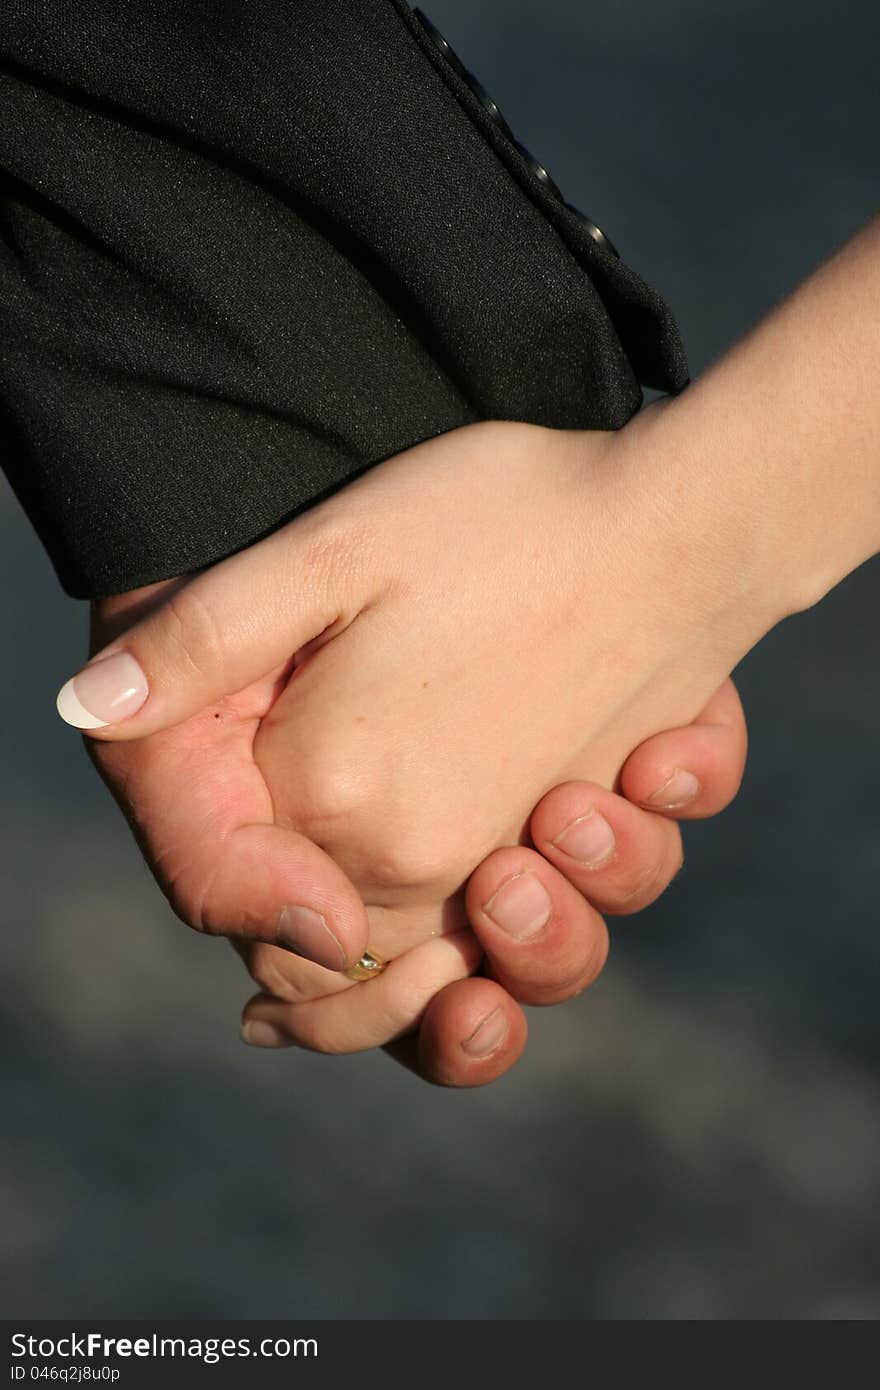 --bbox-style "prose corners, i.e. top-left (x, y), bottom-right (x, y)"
top-left (56, 518), bottom-right (379, 739)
